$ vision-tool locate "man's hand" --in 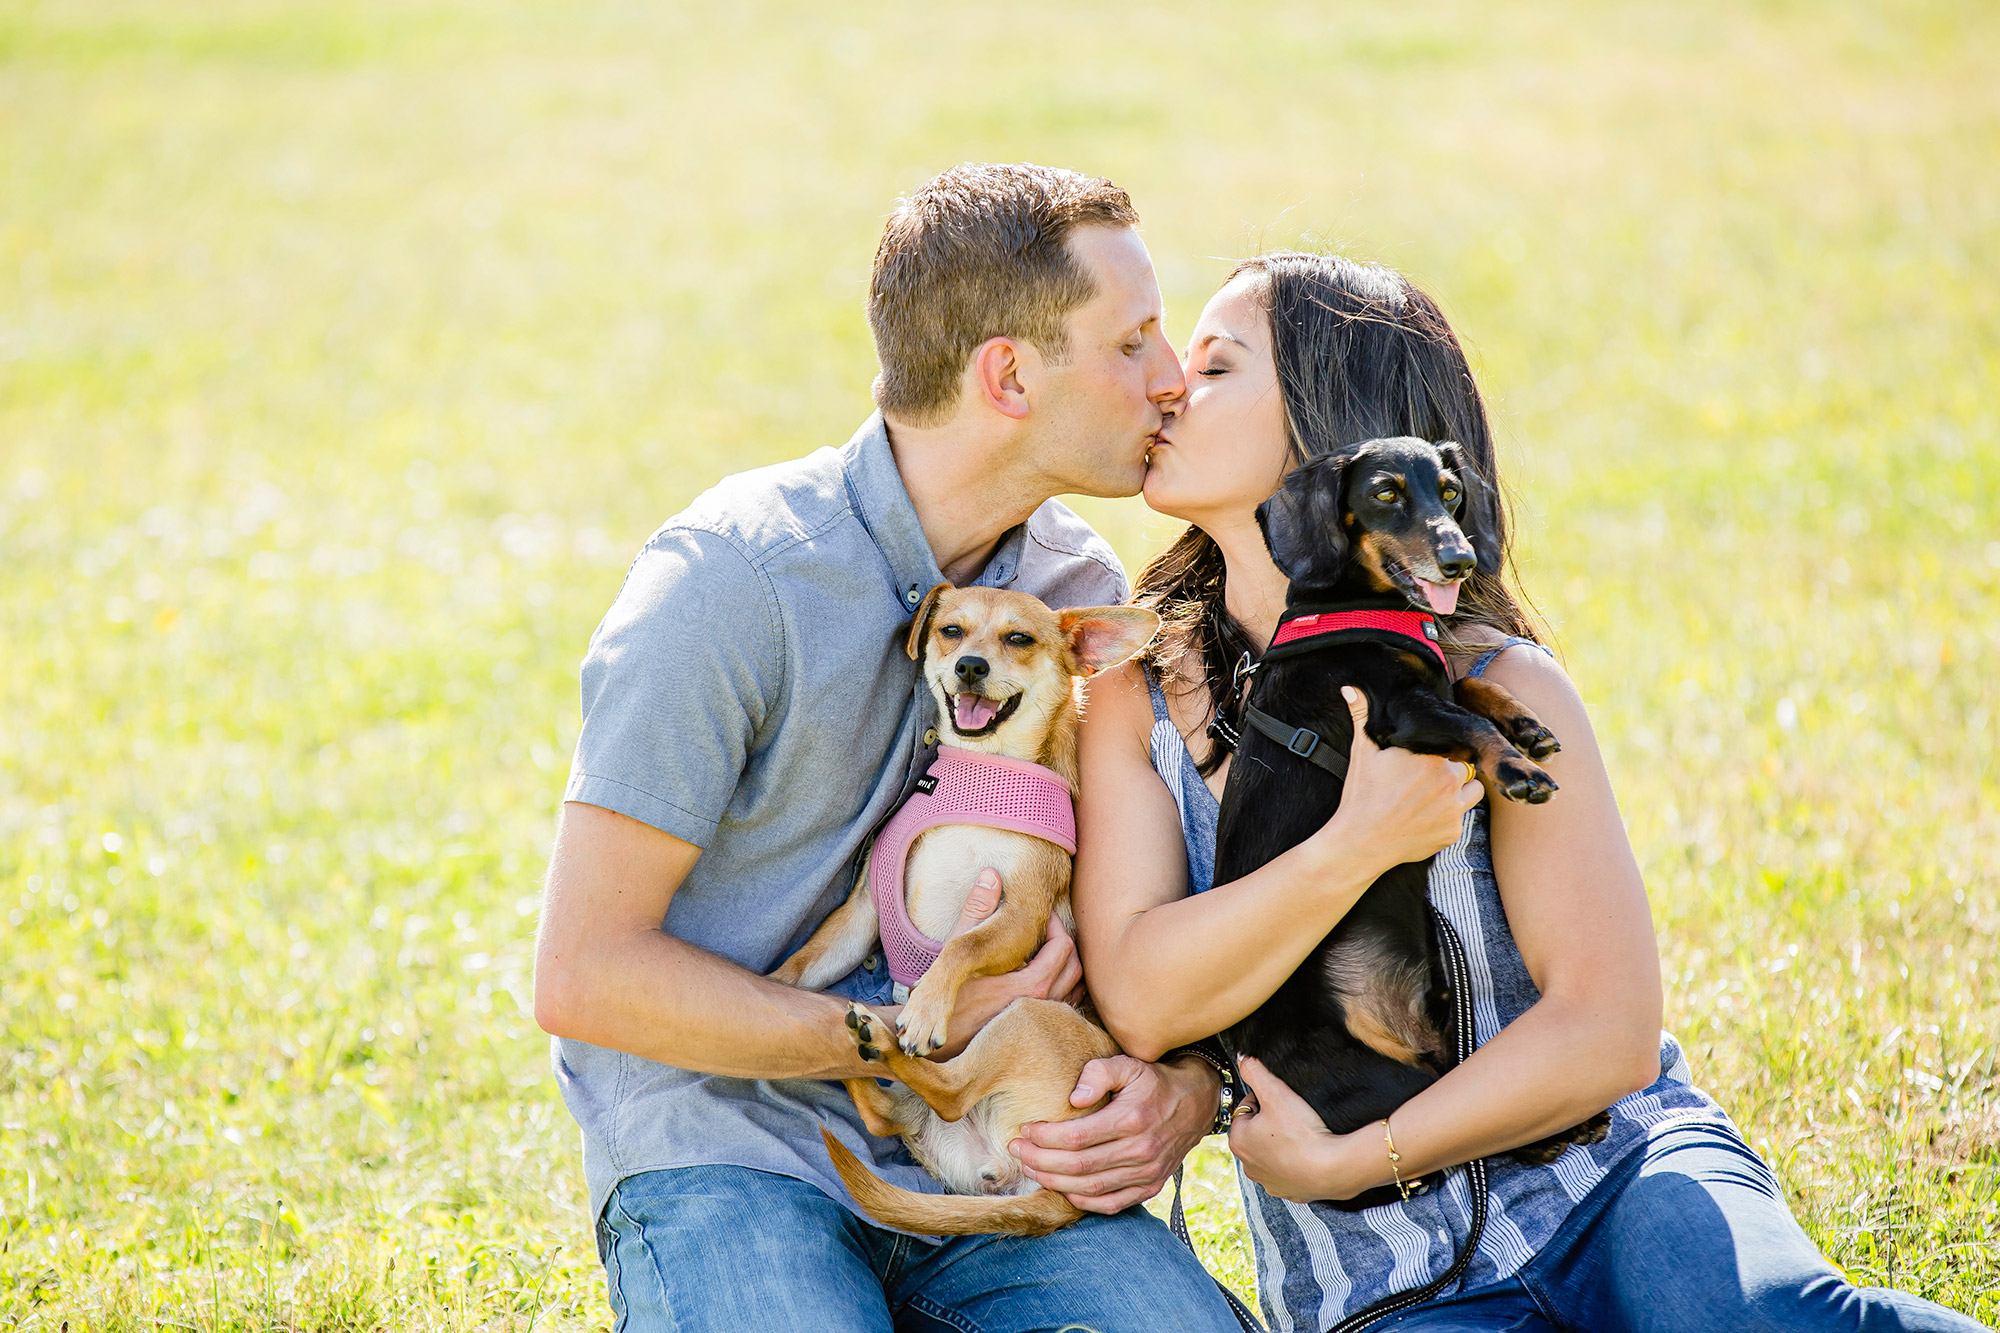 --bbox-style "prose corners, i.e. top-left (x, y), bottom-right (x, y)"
top-left (927, 869), bottom-right (1085, 1059)
top-left (1007, 1055), bottom-right (1221, 1213)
